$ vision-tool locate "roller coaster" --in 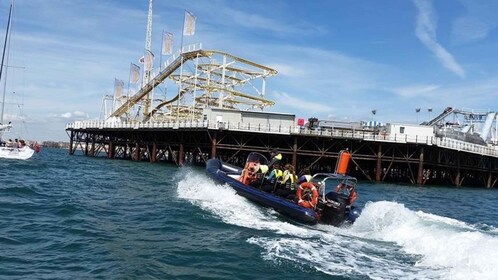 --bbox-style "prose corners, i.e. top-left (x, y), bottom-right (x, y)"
top-left (422, 107), bottom-right (498, 144)
top-left (108, 44), bottom-right (277, 122)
